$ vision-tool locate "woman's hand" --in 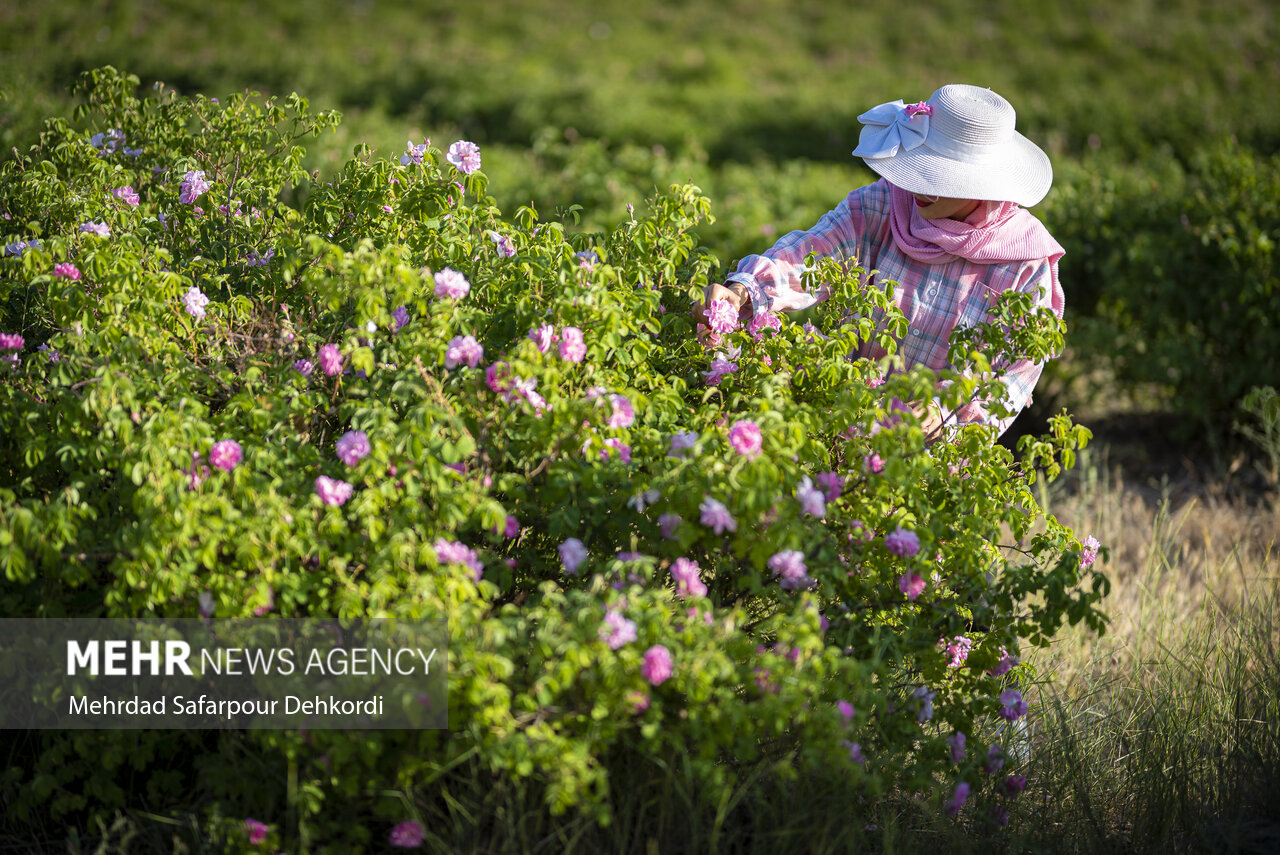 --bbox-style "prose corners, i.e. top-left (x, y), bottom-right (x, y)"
top-left (691, 282), bottom-right (752, 329)
top-left (909, 400), bottom-right (946, 444)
